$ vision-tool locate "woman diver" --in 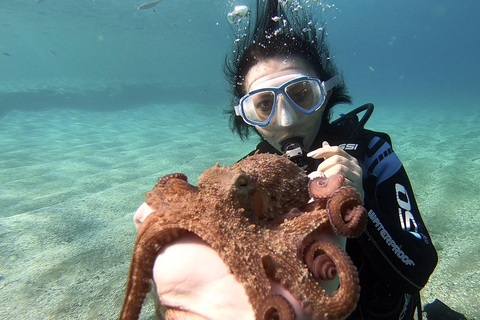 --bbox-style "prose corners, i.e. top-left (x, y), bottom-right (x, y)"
top-left (133, 0), bottom-right (438, 318)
